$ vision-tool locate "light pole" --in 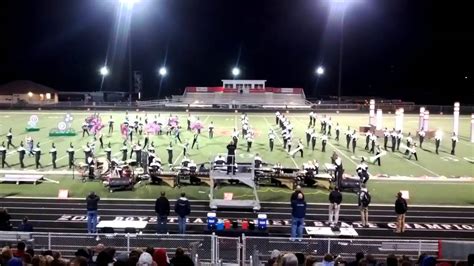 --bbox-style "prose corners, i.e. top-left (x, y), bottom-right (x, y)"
top-left (332, 0), bottom-right (347, 106)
